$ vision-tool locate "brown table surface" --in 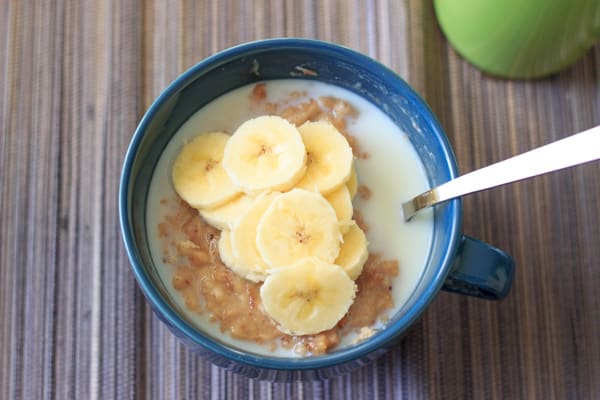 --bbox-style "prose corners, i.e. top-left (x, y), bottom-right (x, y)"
top-left (2, 1), bottom-right (599, 399)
